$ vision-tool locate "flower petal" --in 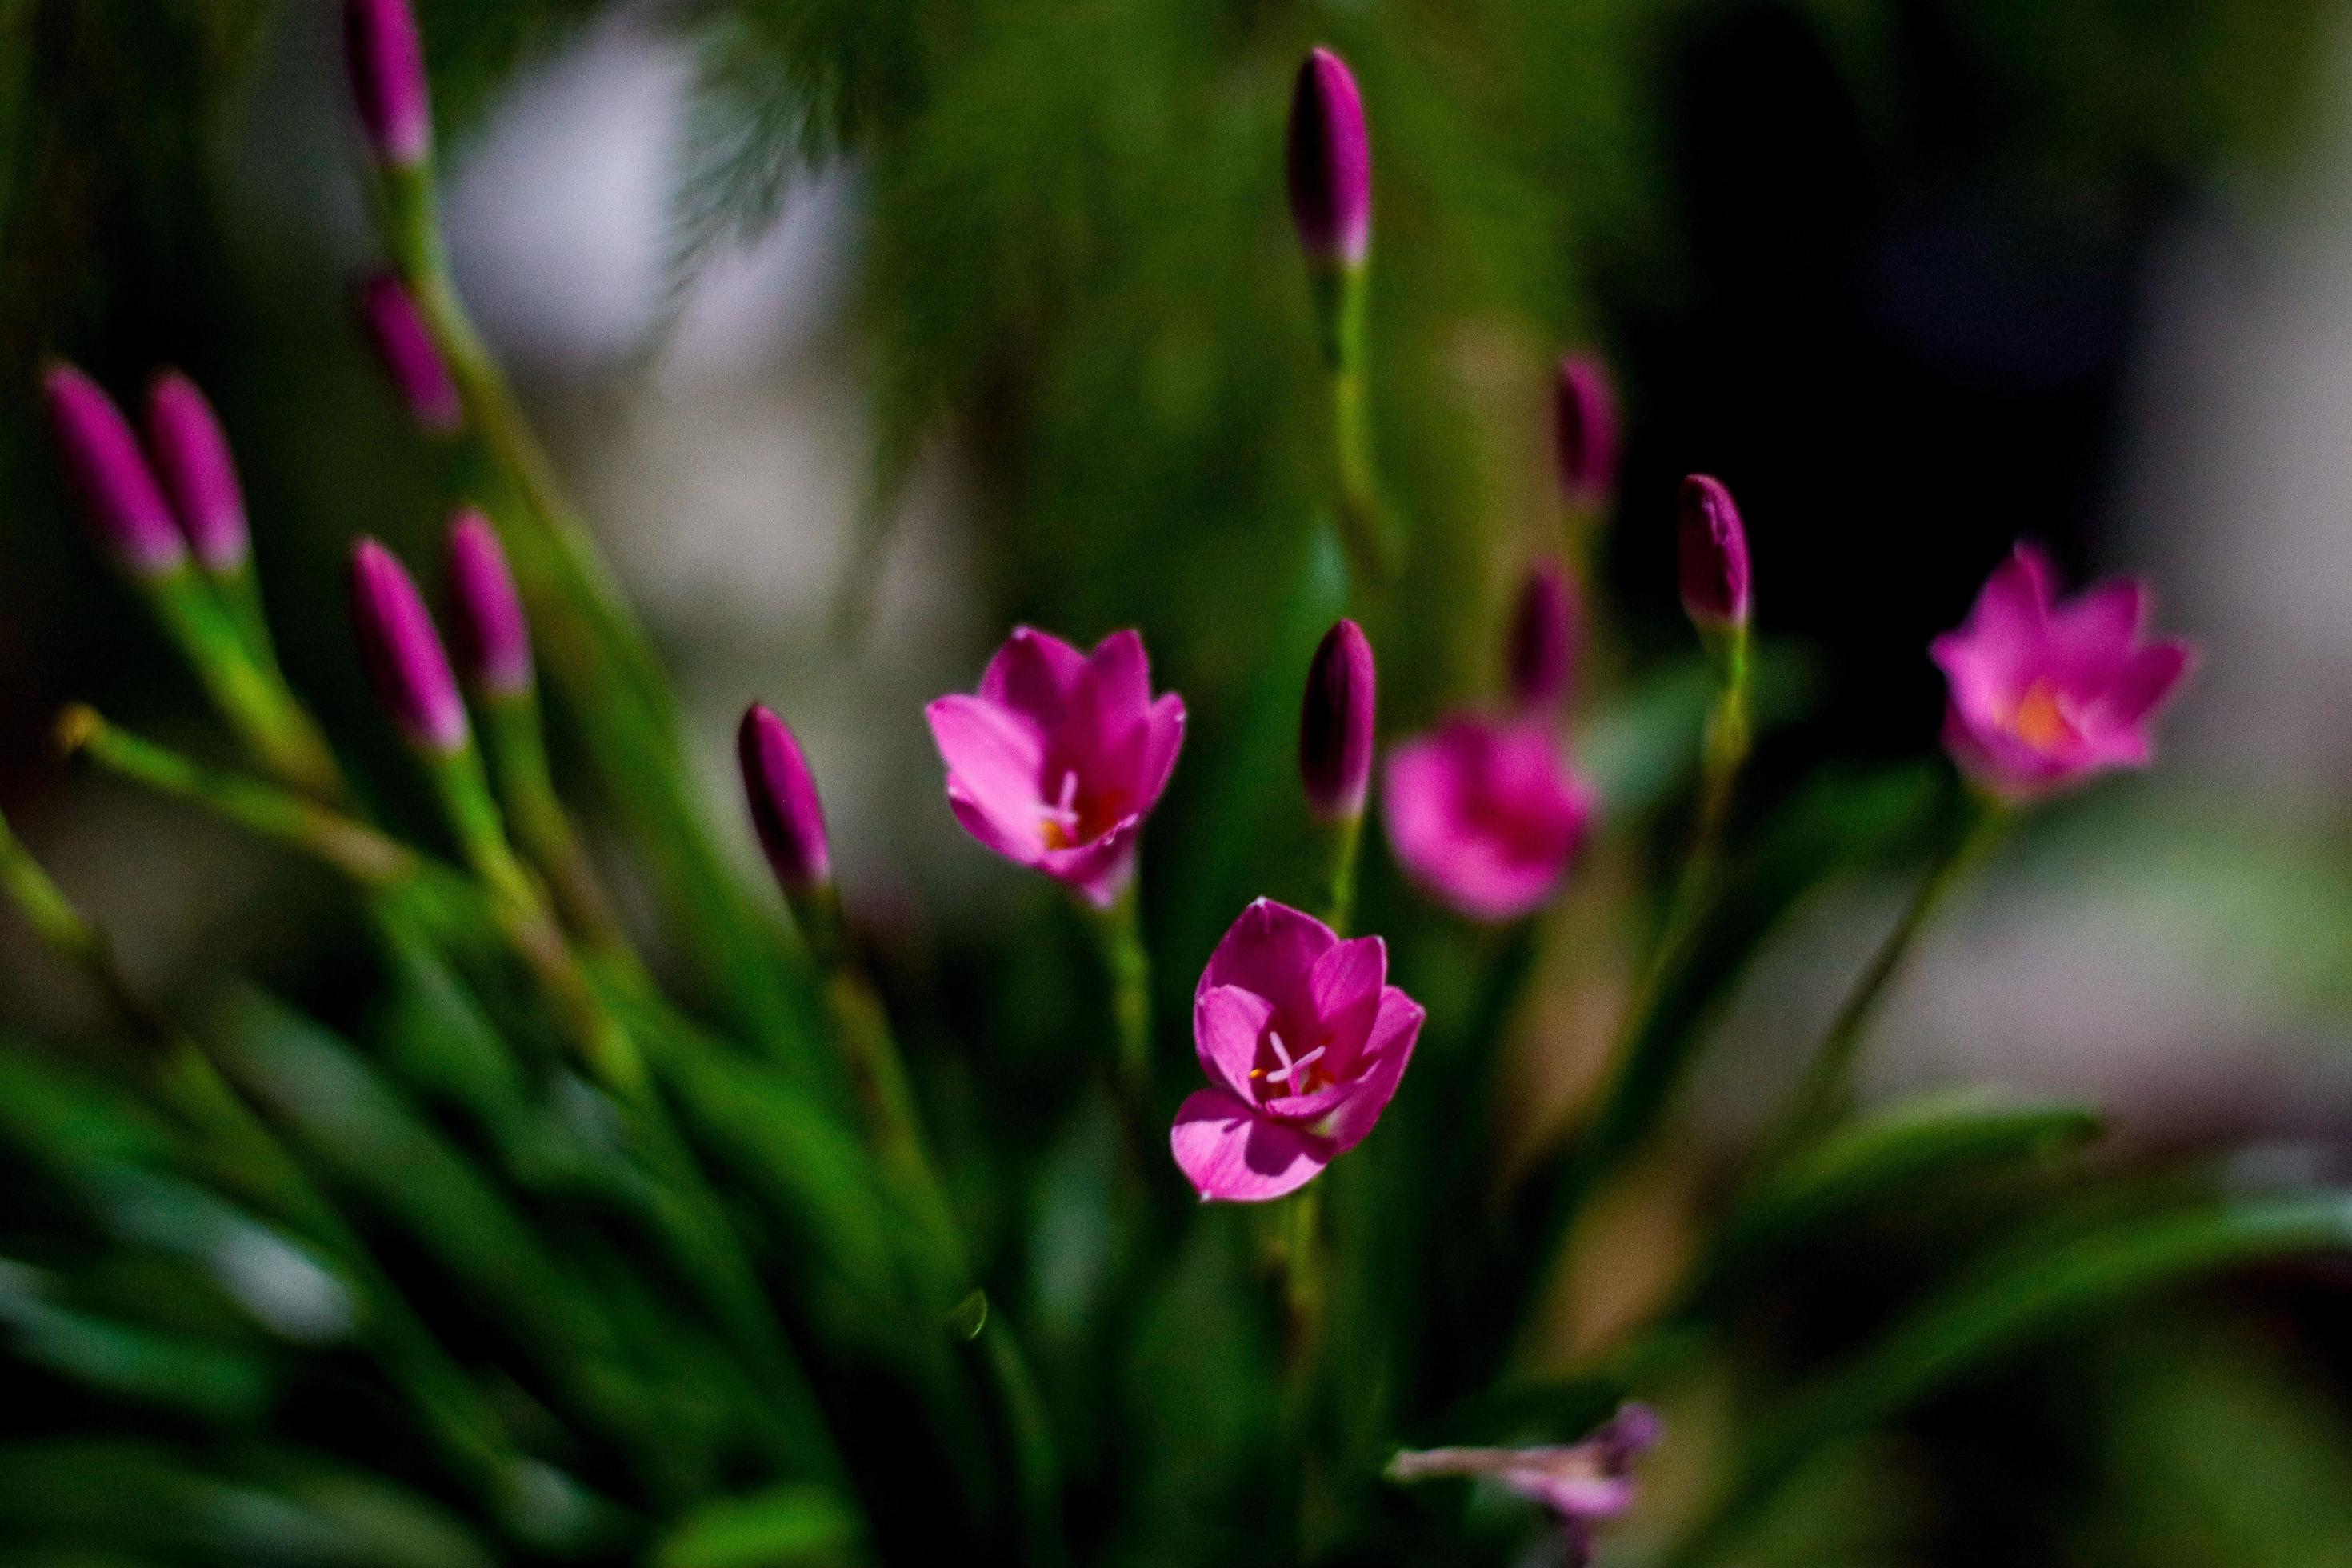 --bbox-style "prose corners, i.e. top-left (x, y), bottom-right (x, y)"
top-left (1198, 898), bottom-right (1338, 1006)
top-left (2101, 637), bottom-right (2194, 728)
top-left (1322, 986), bottom-right (1424, 1152)
top-left (1036, 816), bottom-right (1141, 906)
top-left (1170, 1089), bottom-right (1331, 1202)
top-left (981, 626), bottom-right (1089, 729)
top-left (1194, 984), bottom-right (1274, 1101)
top-left (928, 694), bottom-right (1046, 828)
top-left (1136, 691), bottom-right (1186, 810)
